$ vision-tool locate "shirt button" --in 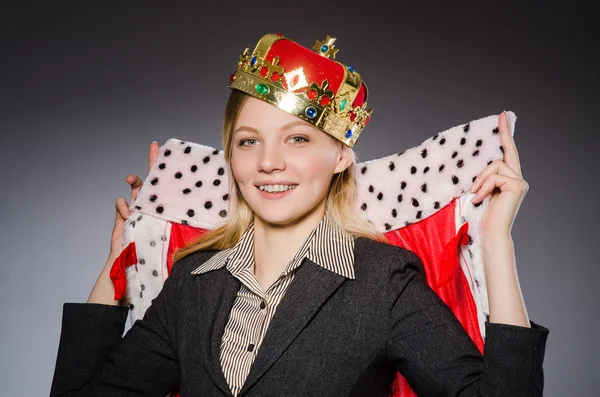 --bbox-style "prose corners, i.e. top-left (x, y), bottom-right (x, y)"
top-left (260, 301), bottom-right (266, 309)
top-left (247, 343), bottom-right (255, 352)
